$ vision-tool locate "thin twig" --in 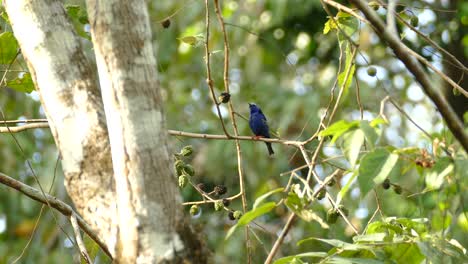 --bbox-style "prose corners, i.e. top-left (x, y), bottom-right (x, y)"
top-left (0, 111), bottom-right (79, 254)
top-left (355, 75), bottom-right (364, 120)
top-left (0, 118), bottom-right (48, 124)
top-left (0, 172), bottom-right (112, 258)
top-left (12, 154), bottom-right (61, 264)
top-left (170, 129), bottom-right (301, 145)
top-left (0, 122), bottom-right (49, 132)
top-left (322, 0), bottom-right (368, 23)
top-left (213, 1), bottom-right (251, 261)
top-left (393, 6), bottom-right (468, 75)
top-left (182, 192), bottom-right (242, 206)
top-left (71, 213), bottom-right (92, 264)
top-left (264, 213), bottom-right (296, 264)
top-left (203, 0), bottom-right (231, 137)
top-left (349, 0), bottom-right (468, 151)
